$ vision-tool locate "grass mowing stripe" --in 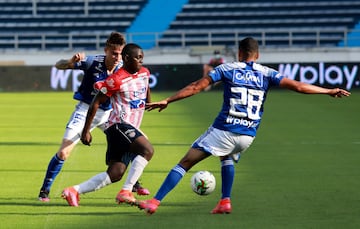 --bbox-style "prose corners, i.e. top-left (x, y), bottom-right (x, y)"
top-left (0, 91), bottom-right (359, 229)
